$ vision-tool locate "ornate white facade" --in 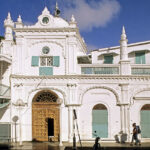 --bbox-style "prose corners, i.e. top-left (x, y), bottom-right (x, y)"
top-left (0, 7), bottom-right (150, 144)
